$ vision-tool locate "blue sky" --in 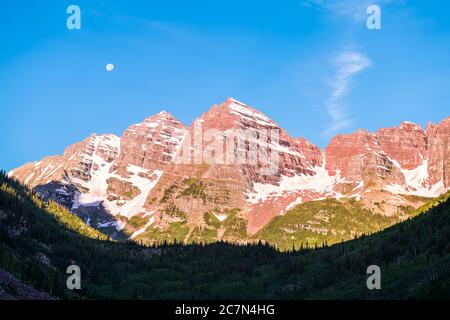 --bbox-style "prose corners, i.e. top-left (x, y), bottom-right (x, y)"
top-left (1, 0), bottom-right (450, 171)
